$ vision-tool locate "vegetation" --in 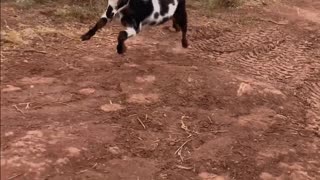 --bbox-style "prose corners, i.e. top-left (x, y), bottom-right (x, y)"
top-left (205, 0), bottom-right (243, 9)
top-left (14, 0), bottom-right (106, 21)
